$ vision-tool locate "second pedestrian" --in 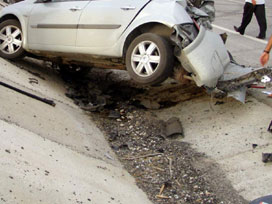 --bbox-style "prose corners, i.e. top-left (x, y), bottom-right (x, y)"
top-left (234, 0), bottom-right (267, 39)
